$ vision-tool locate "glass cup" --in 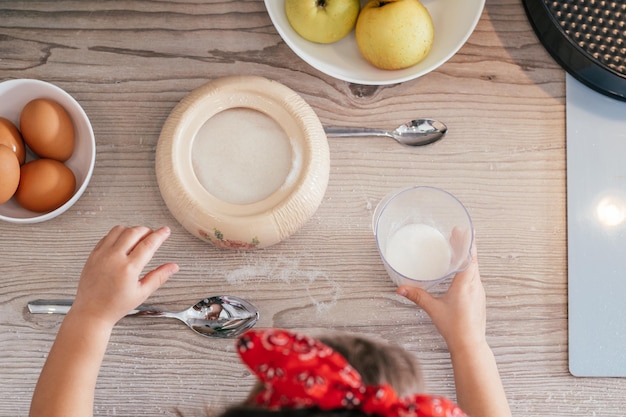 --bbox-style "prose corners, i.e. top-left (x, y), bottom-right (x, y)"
top-left (372, 186), bottom-right (474, 290)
